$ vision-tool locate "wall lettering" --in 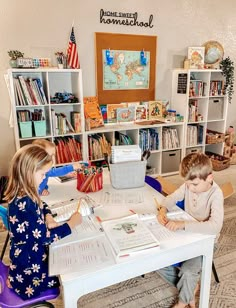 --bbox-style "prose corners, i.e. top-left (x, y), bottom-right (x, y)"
top-left (100, 9), bottom-right (154, 28)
